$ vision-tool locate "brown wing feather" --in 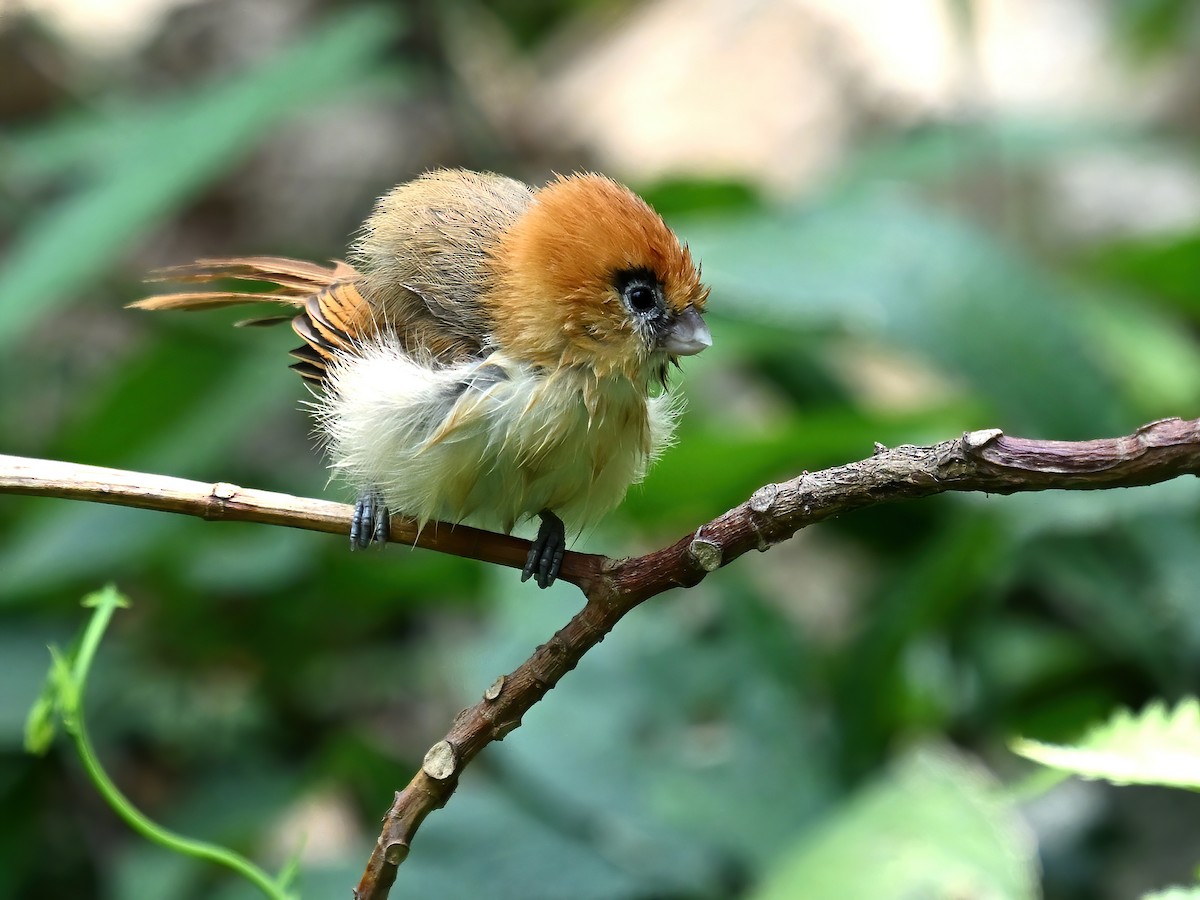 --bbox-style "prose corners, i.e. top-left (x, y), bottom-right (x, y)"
top-left (130, 170), bottom-right (535, 381)
top-left (129, 257), bottom-right (376, 384)
top-left (354, 170), bottom-right (535, 363)
top-left (143, 256), bottom-right (358, 290)
top-left (130, 257), bottom-right (356, 312)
